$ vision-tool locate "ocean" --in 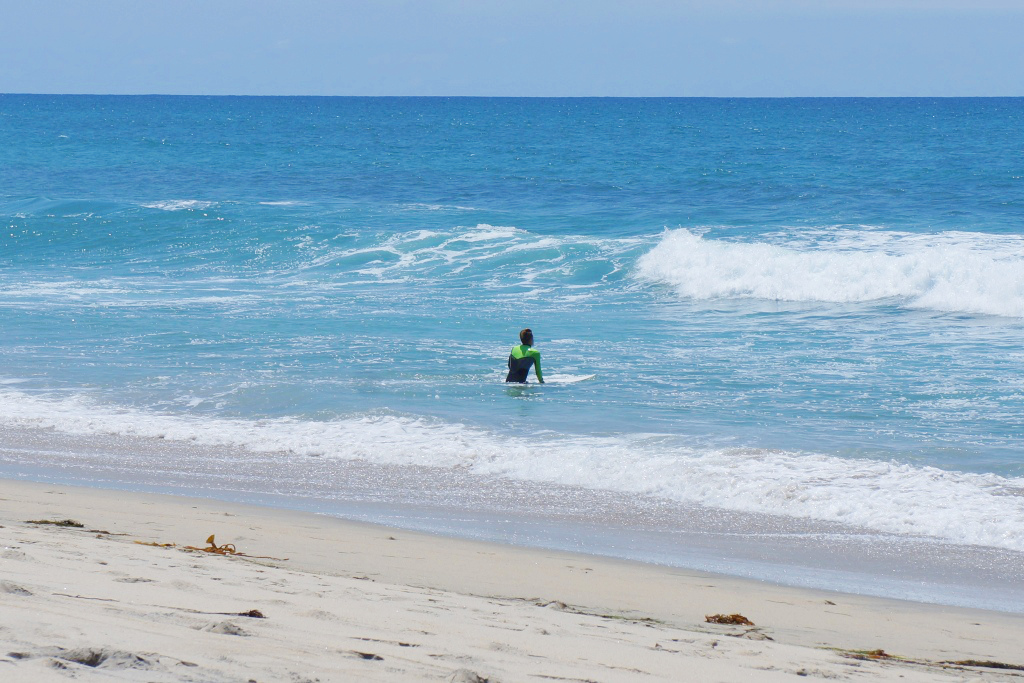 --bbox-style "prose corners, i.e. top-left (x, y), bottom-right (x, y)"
top-left (2, 95), bottom-right (1023, 609)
